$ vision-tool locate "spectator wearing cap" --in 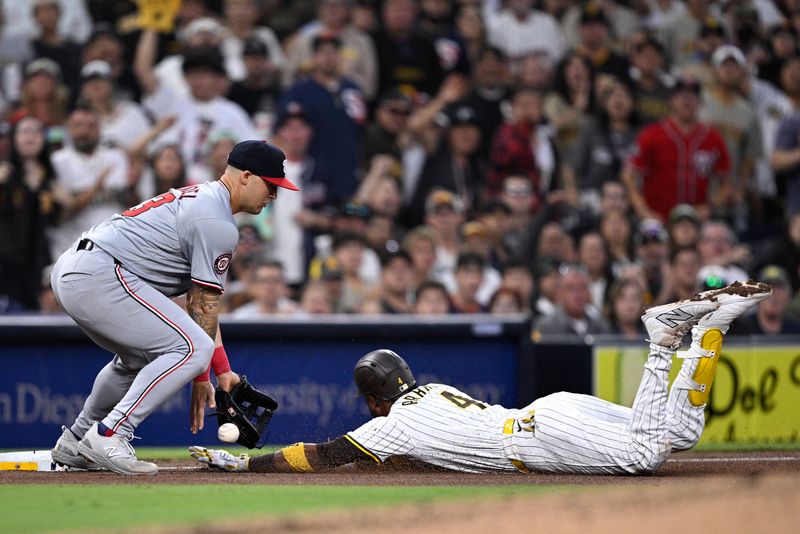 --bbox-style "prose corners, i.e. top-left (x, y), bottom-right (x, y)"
top-left (418, 0), bottom-right (471, 77)
top-left (462, 46), bottom-right (513, 163)
top-left (413, 279), bottom-right (451, 315)
top-left (656, 246), bottom-right (701, 305)
top-left (48, 107), bottom-right (130, 260)
top-left (696, 220), bottom-right (750, 282)
top-left (730, 265), bottom-right (800, 335)
top-left (442, 220), bottom-right (502, 307)
top-left (629, 35), bottom-right (673, 124)
top-left (660, 0), bottom-right (723, 68)
top-left (363, 89), bottom-right (413, 164)
top-left (622, 76), bottom-right (731, 223)
top-left (533, 264), bottom-right (609, 339)
top-left (283, 0), bottom-right (378, 100)
top-left (633, 218), bottom-right (669, 302)
top-left (699, 45), bottom-right (762, 232)
top-left (668, 203), bottom-right (701, 248)
top-left (12, 58), bottom-right (69, 128)
top-left (278, 33), bottom-right (366, 207)
top-left (226, 37), bottom-right (281, 118)
top-left (489, 87), bottom-right (559, 209)
top-left (422, 189), bottom-right (466, 283)
top-left (544, 53), bottom-right (595, 163)
top-left (561, 0), bottom-right (641, 51)
top-left (500, 260), bottom-right (534, 312)
top-left (749, 213), bottom-right (800, 295)
top-left (565, 79), bottom-right (639, 215)
top-left (372, 0), bottom-right (446, 98)
top-left (31, 0), bottom-right (82, 90)
top-left (78, 60), bottom-right (151, 152)
top-left (484, 0), bottom-right (566, 68)
top-left (449, 252), bottom-right (486, 313)
top-left (134, 25), bottom-right (258, 168)
top-left (573, 4), bottom-right (630, 84)
top-left (222, 0), bottom-right (286, 84)
top-left (407, 101), bottom-right (485, 227)
top-left (231, 259), bottom-right (299, 318)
